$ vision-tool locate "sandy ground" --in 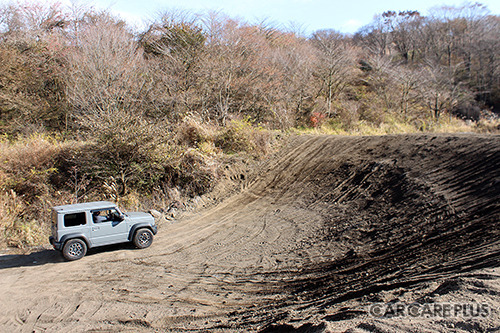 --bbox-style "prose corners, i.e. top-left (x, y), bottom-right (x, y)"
top-left (0, 133), bottom-right (499, 332)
